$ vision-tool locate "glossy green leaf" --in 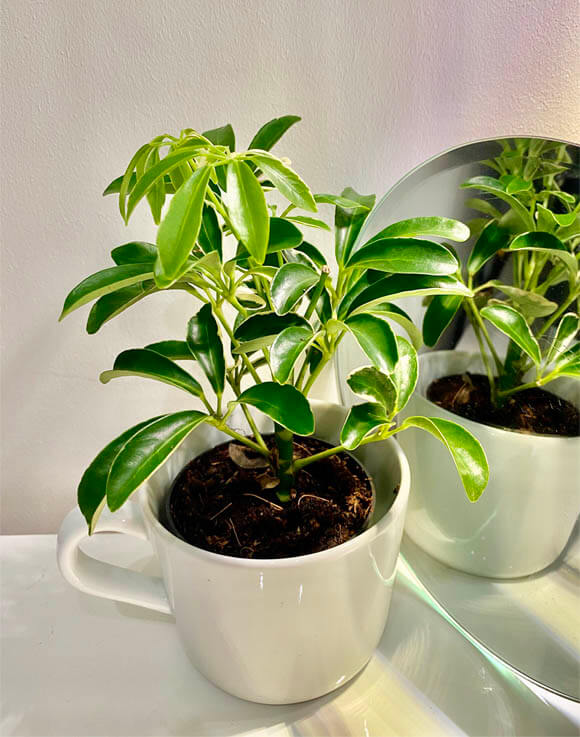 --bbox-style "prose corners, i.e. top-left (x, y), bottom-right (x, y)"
top-left (233, 312), bottom-right (309, 353)
top-left (392, 337), bottom-right (418, 412)
top-left (535, 204), bottom-right (558, 232)
top-left (86, 282), bottom-right (156, 334)
top-left (365, 217), bottom-right (470, 243)
top-left (468, 221), bottom-right (511, 275)
top-left (487, 285), bottom-right (557, 319)
top-left (552, 343), bottom-right (580, 376)
top-left (398, 416), bottom-right (488, 501)
top-left (296, 241), bottom-right (327, 267)
top-left (249, 115), bottom-right (301, 151)
top-left (237, 382), bottom-right (314, 435)
top-left (340, 403), bottom-right (389, 450)
top-left (556, 214), bottom-right (580, 242)
top-left (78, 417), bottom-right (162, 533)
top-left (235, 217), bottom-right (303, 262)
top-left (546, 313), bottom-right (580, 365)
top-left (60, 264), bottom-right (154, 320)
top-left (100, 348), bottom-right (204, 397)
top-left (270, 325), bottom-right (314, 383)
top-left (190, 251), bottom-right (222, 281)
top-left (343, 274), bottom-right (472, 318)
top-left (509, 232), bottom-right (577, 276)
top-left (187, 304), bottom-right (225, 396)
top-left (346, 238), bottom-right (458, 275)
top-left (423, 294), bottom-right (463, 347)
top-left (202, 123), bottom-right (235, 150)
top-left (314, 193), bottom-right (371, 210)
top-left (226, 160), bottom-right (270, 264)
top-left (145, 340), bottom-right (193, 360)
top-left (465, 198), bottom-right (502, 219)
top-left (107, 411), bottom-right (208, 511)
top-left (460, 176), bottom-right (534, 230)
top-left (103, 172), bottom-right (136, 196)
top-left (500, 174), bottom-right (533, 194)
top-left (286, 216), bottom-right (330, 231)
top-left (118, 143), bottom-right (151, 218)
top-left (346, 366), bottom-right (397, 416)
top-left (335, 187), bottom-right (376, 265)
top-left (345, 313), bottom-right (399, 373)
top-left (270, 263), bottom-right (319, 314)
top-left (145, 148), bottom-right (166, 224)
top-left (155, 165), bottom-right (211, 284)
top-left (480, 303), bottom-right (541, 366)
top-left (198, 205), bottom-right (222, 258)
top-left (249, 151), bottom-right (316, 212)
top-left (368, 303), bottom-right (423, 350)
top-left (111, 241), bottom-right (158, 266)
top-left (125, 146), bottom-right (204, 221)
